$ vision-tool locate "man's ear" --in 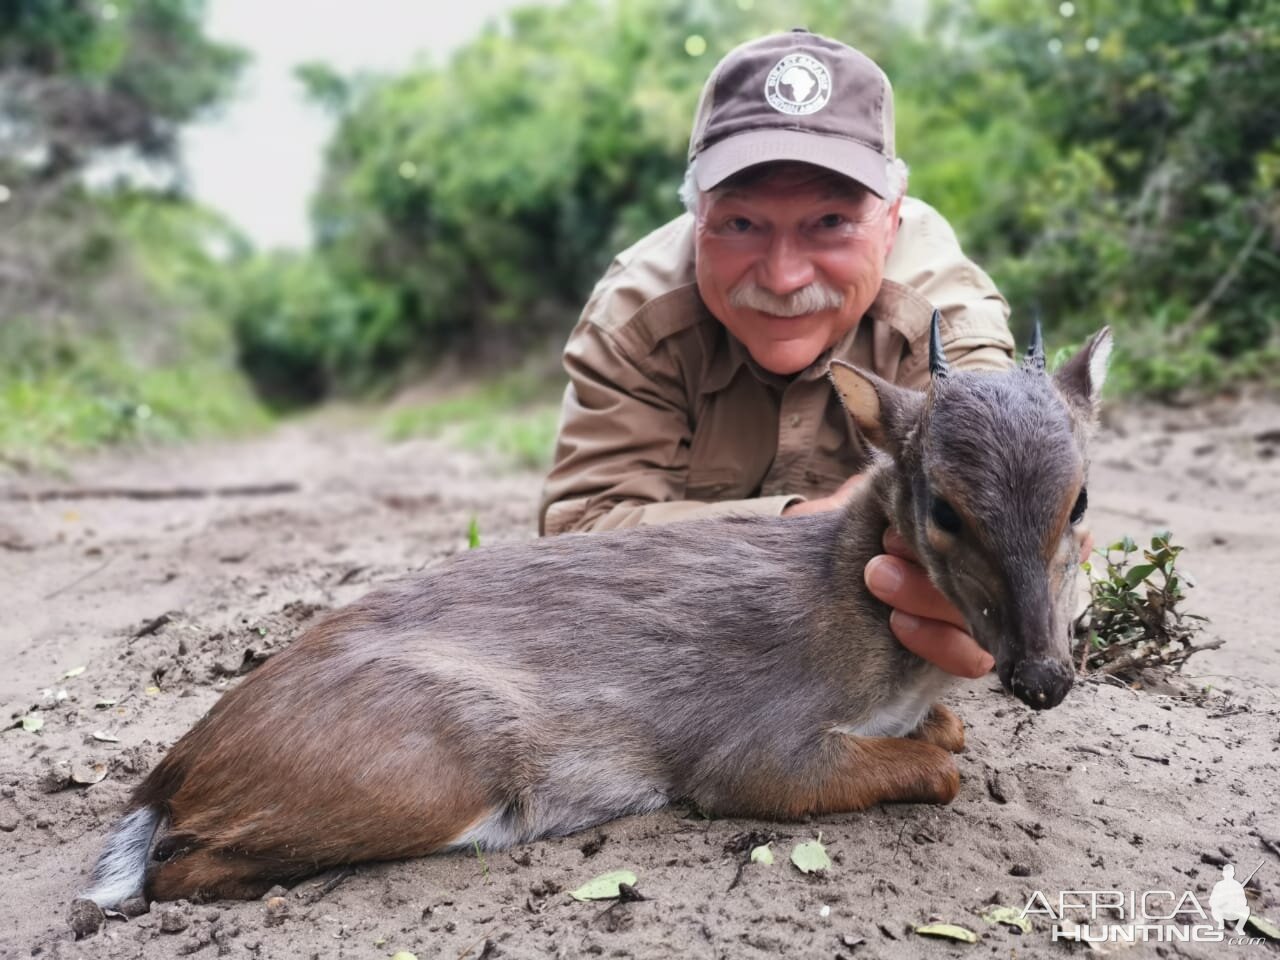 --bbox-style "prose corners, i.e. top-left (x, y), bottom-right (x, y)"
top-left (1053, 327), bottom-right (1113, 416)
top-left (882, 193), bottom-right (905, 260)
top-left (828, 360), bottom-right (923, 455)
